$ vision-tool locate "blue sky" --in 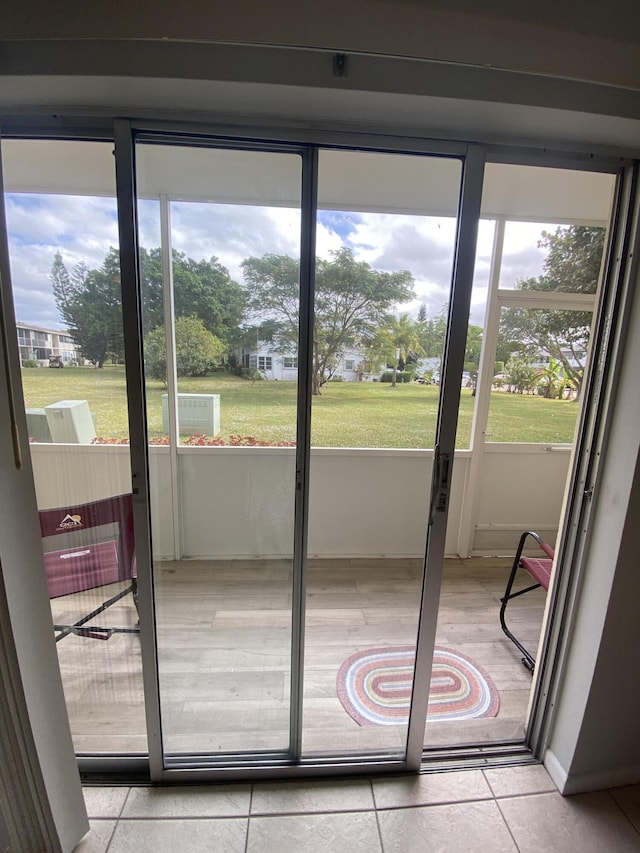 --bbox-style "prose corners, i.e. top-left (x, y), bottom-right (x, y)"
top-left (4, 191), bottom-right (550, 332)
